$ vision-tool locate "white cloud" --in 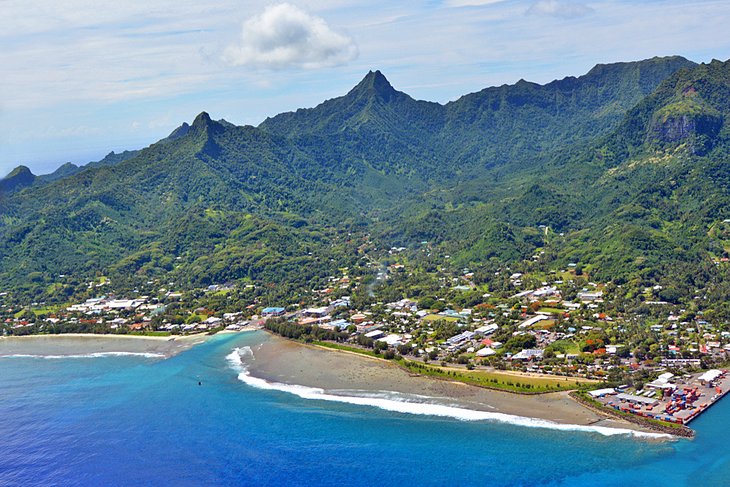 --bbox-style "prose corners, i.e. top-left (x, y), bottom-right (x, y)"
top-left (444, 0), bottom-right (505, 7)
top-left (223, 3), bottom-right (358, 69)
top-left (526, 0), bottom-right (594, 19)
